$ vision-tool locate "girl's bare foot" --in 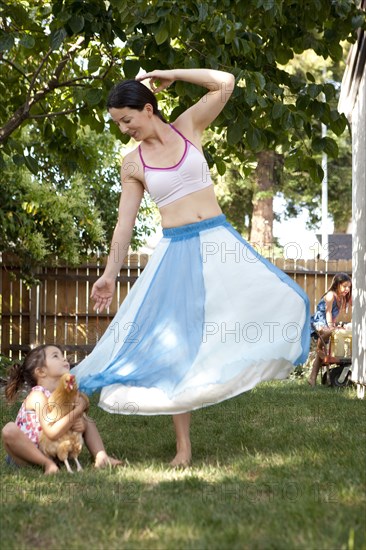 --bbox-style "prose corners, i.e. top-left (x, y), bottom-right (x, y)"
top-left (44, 461), bottom-right (59, 475)
top-left (94, 451), bottom-right (123, 468)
